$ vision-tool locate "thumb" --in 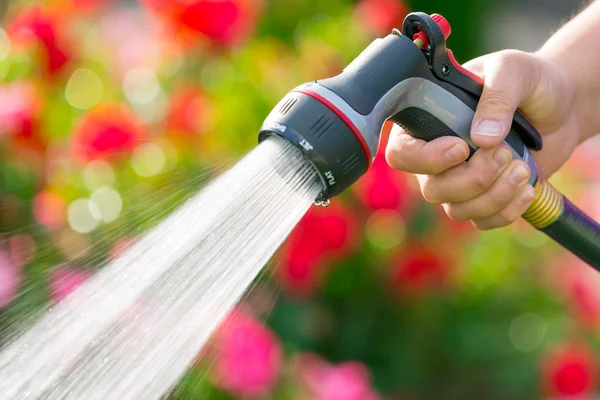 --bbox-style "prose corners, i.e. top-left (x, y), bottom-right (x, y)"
top-left (469, 51), bottom-right (540, 149)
